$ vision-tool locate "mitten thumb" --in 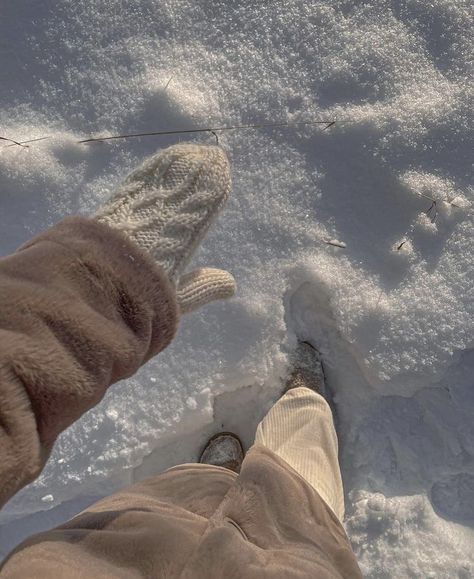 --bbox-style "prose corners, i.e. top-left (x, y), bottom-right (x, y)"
top-left (177, 268), bottom-right (236, 314)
